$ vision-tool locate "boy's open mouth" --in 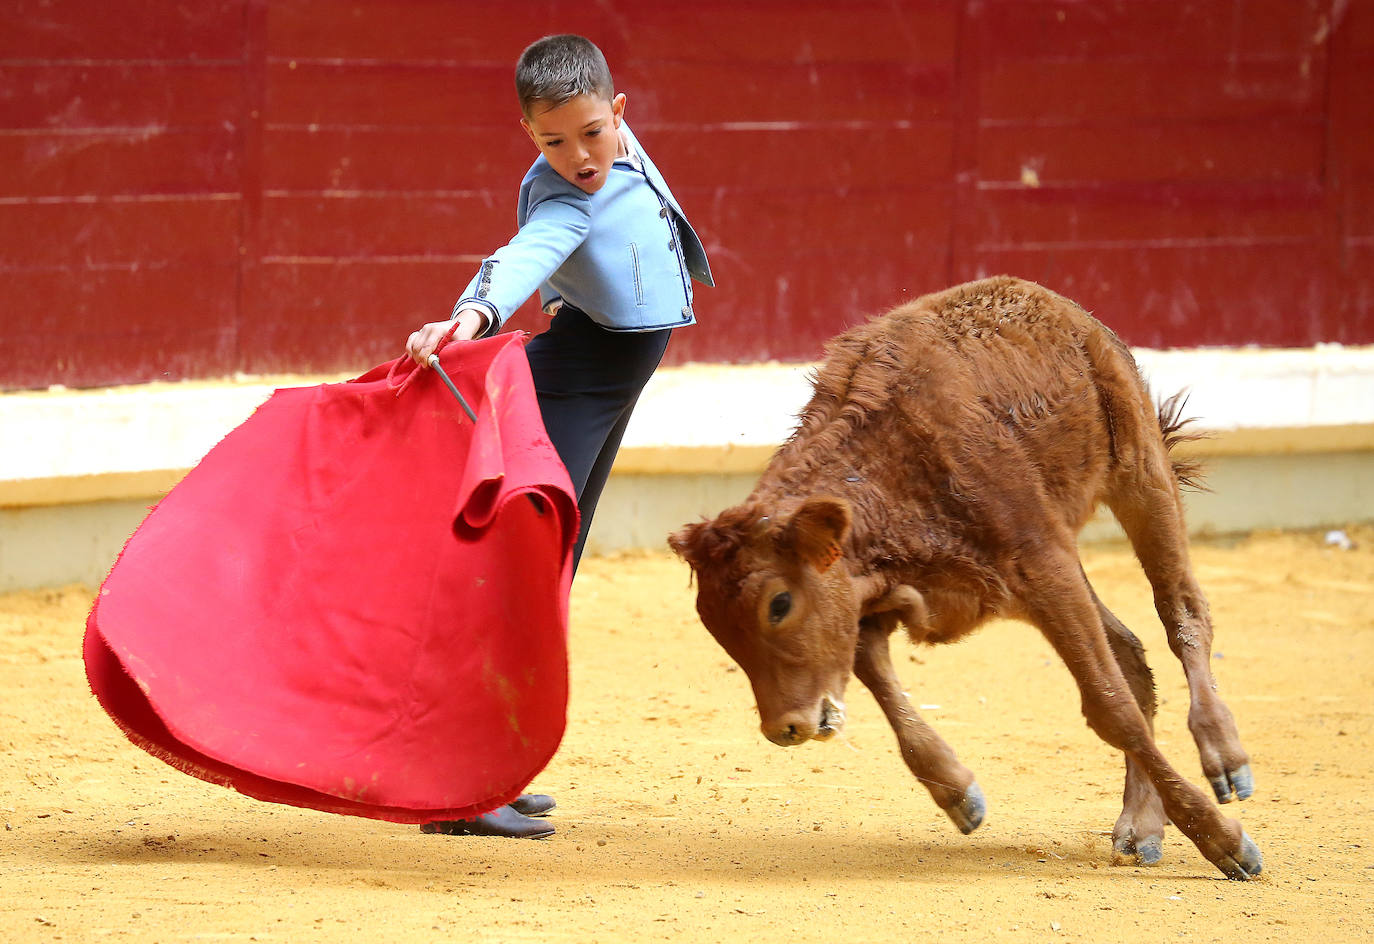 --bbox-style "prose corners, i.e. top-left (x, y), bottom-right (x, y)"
top-left (577, 169), bottom-right (596, 181)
